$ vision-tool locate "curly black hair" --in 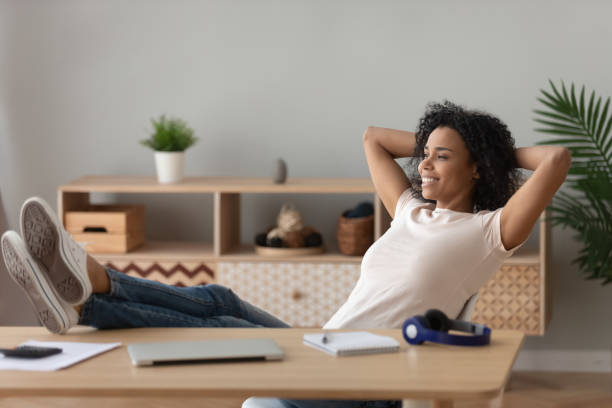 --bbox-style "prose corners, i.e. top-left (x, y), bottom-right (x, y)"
top-left (409, 101), bottom-right (521, 212)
